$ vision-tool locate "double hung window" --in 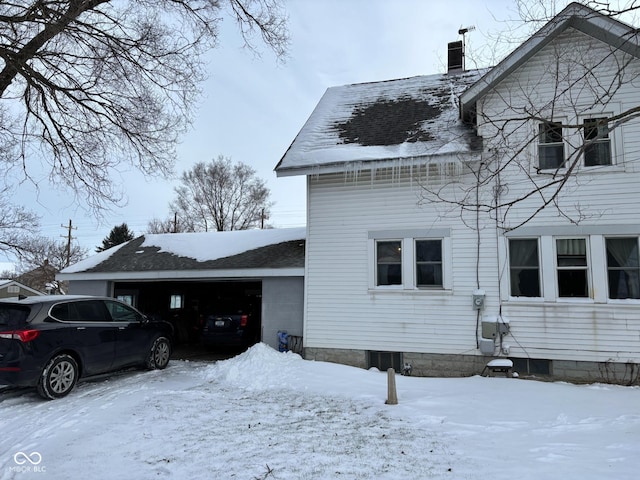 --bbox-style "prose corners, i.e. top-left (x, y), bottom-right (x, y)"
top-left (372, 233), bottom-right (447, 289)
top-left (376, 241), bottom-right (402, 286)
top-left (606, 238), bottom-right (640, 299)
top-left (415, 239), bottom-right (443, 288)
top-left (556, 238), bottom-right (589, 297)
top-left (538, 121), bottom-right (565, 169)
top-left (584, 117), bottom-right (611, 166)
top-left (509, 239), bottom-right (541, 297)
